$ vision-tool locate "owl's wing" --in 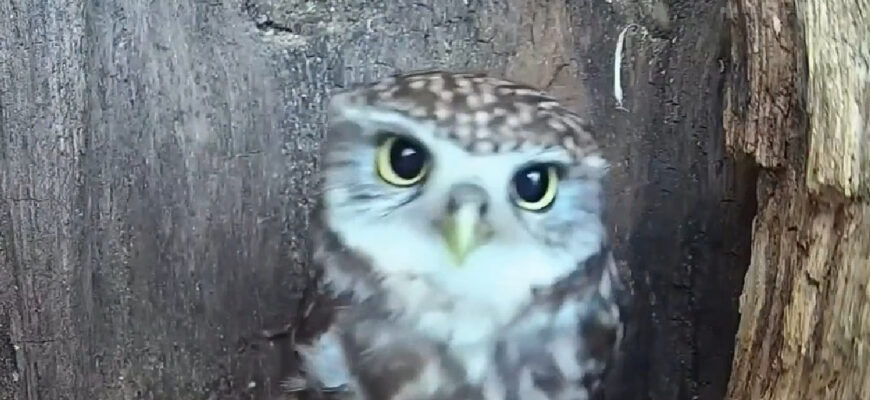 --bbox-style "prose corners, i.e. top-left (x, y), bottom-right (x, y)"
top-left (483, 244), bottom-right (626, 400)
top-left (336, 303), bottom-right (486, 400)
top-left (289, 290), bottom-right (487, 400)
top-left (281, 199), bottom-right (384, 397)
top-left (280, 278), bottom-right (356, 397)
